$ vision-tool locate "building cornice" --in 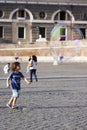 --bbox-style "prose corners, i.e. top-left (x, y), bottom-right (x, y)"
top-left (0, 19), bottom-right (87, 25)
top-left (0, 0), bottom-right (87, 6)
